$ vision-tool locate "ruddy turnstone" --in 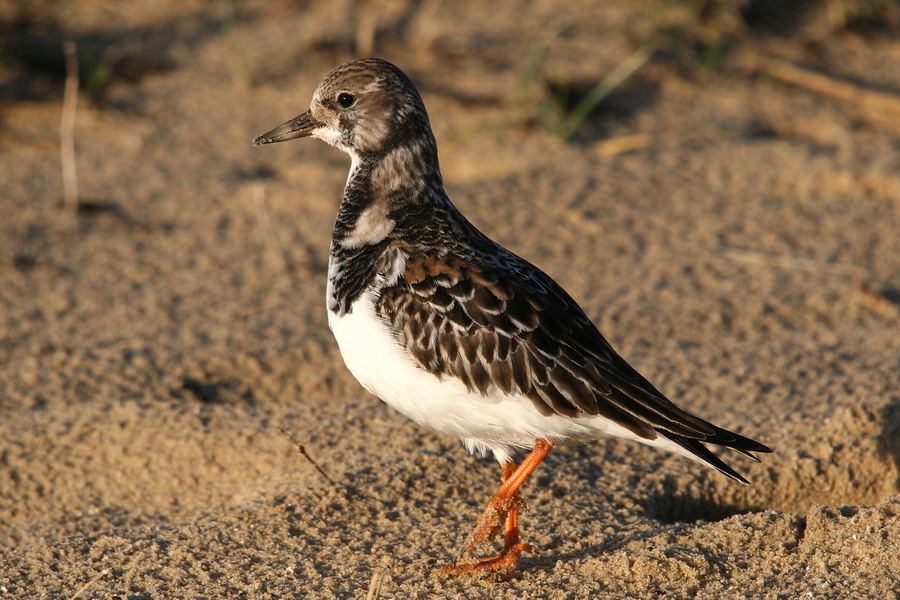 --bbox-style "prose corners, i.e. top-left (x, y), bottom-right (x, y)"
top-left (254, 58), bottom-right (771, 579)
